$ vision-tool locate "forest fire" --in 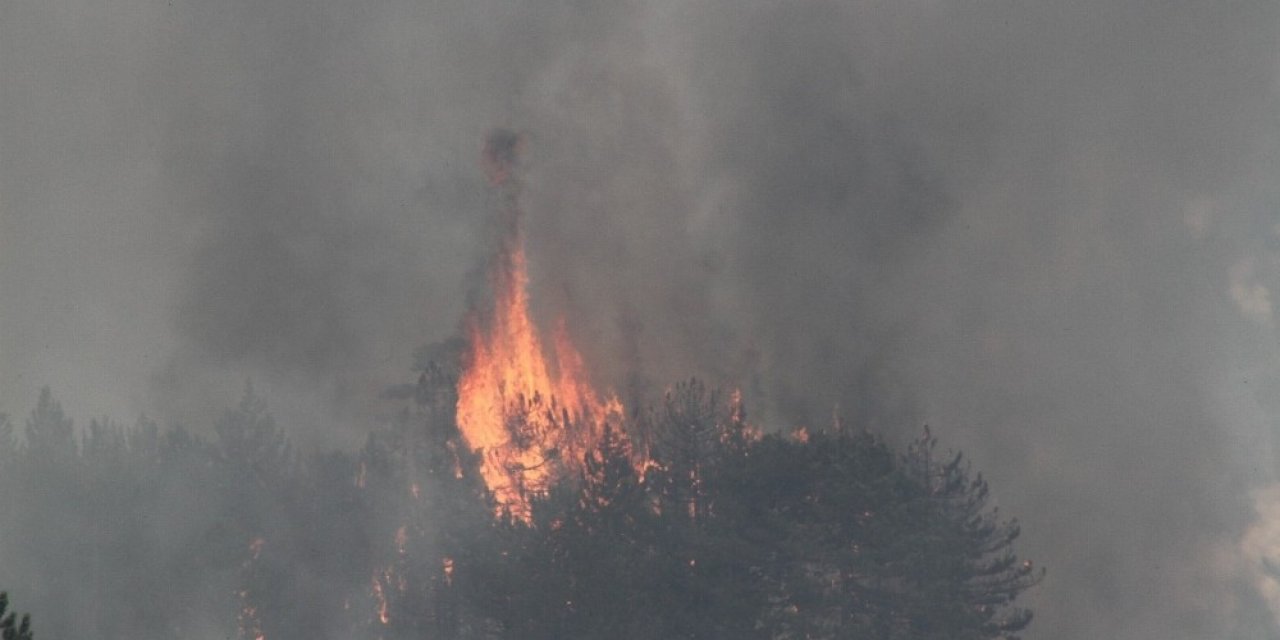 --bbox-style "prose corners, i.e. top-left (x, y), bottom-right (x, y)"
top-left (455, 130), bottom-right (624, 518)
top-left (236, 537), bottom-right (267, 640)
